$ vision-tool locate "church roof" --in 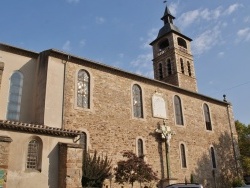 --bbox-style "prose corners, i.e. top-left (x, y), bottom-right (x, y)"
top-left (0, 42), bottom-right (229, 106)
top-left (0, 120), bottom-right (82, 137)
